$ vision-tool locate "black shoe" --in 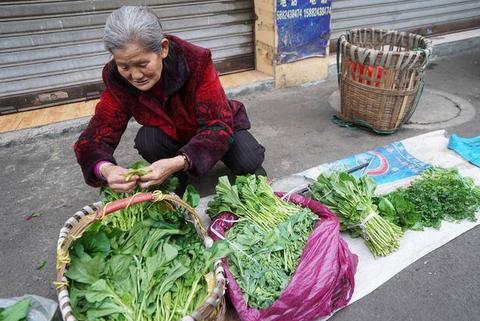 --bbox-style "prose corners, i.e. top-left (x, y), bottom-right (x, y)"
top-left (254, 166), bottom-right (267, 177)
